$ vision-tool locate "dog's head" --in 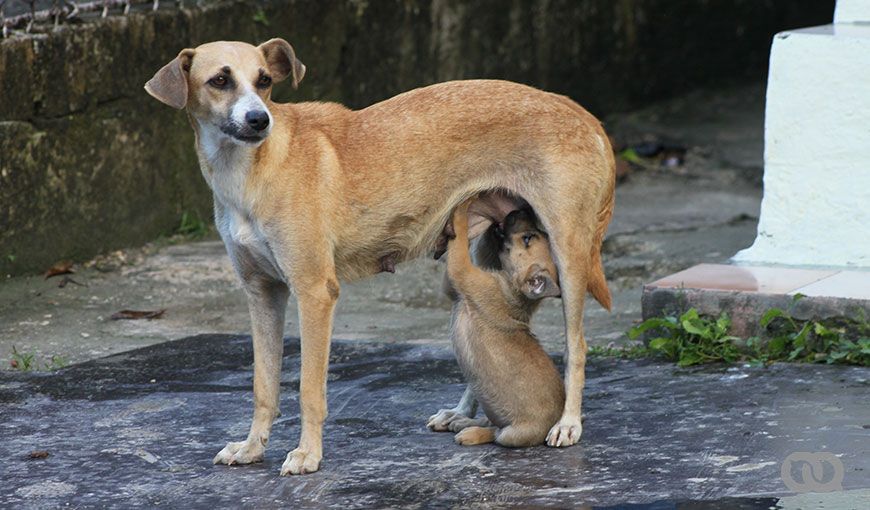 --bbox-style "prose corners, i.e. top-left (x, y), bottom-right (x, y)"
top-left (144, 39), bottom-right (305, 146)
top-left (496, 209), bottom-right (561, 300)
